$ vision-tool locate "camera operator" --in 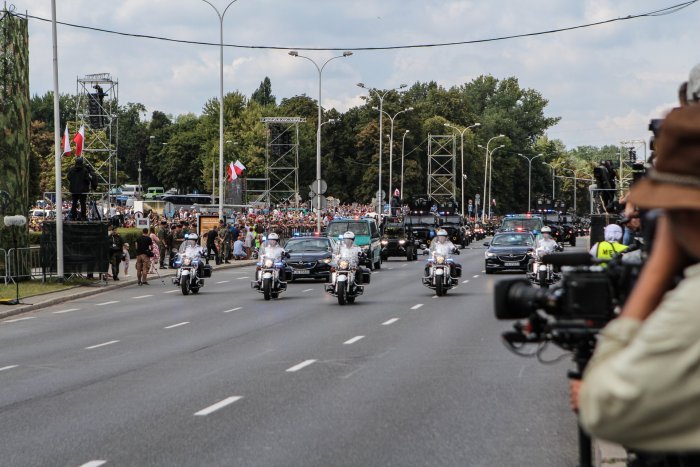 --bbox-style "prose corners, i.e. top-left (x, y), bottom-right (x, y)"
top-left (589, 224), bottom-right (628, 260)
top-left (571, 105), bottom-right (700, 461)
